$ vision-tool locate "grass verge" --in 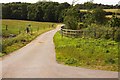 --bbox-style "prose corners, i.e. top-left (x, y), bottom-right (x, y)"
top-left (54, 32), bottom-right (118, 71)
top-left (1, 19), bottom-right (57, 57)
